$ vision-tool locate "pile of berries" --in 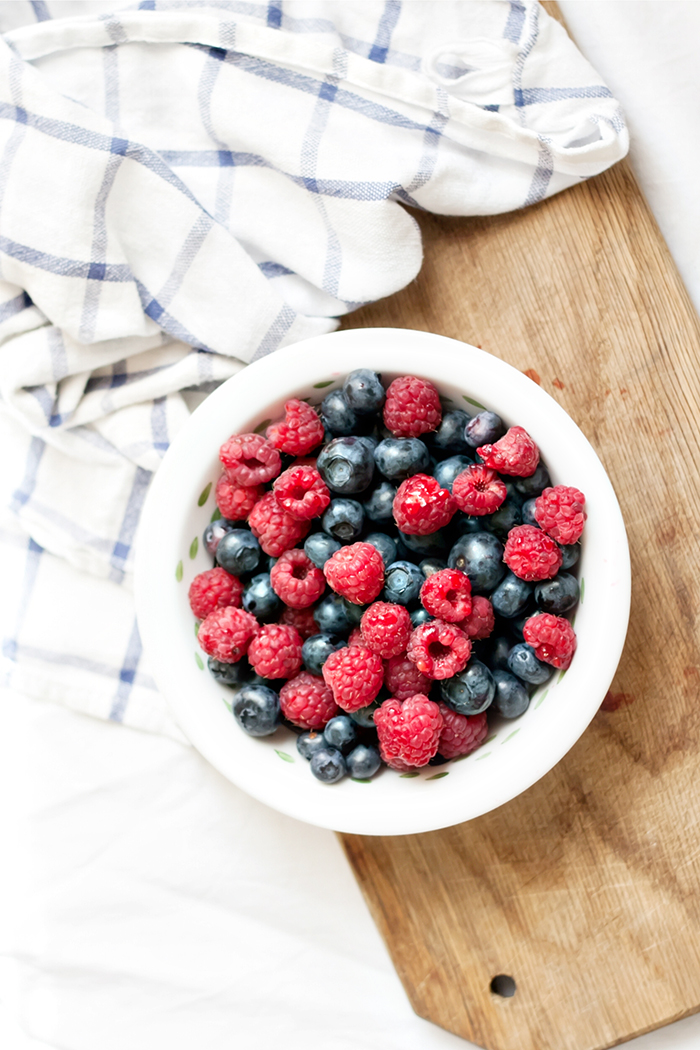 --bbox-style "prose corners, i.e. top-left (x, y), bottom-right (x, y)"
top-left (189, 370), bottom-right (585, 784)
